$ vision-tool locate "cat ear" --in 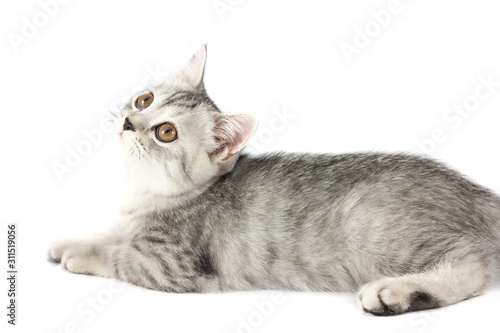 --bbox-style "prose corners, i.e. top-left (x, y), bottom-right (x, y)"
top-left (177, 45), bottom-right (207, 90)
top-left (214, 114), bottom-right (258, 161)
